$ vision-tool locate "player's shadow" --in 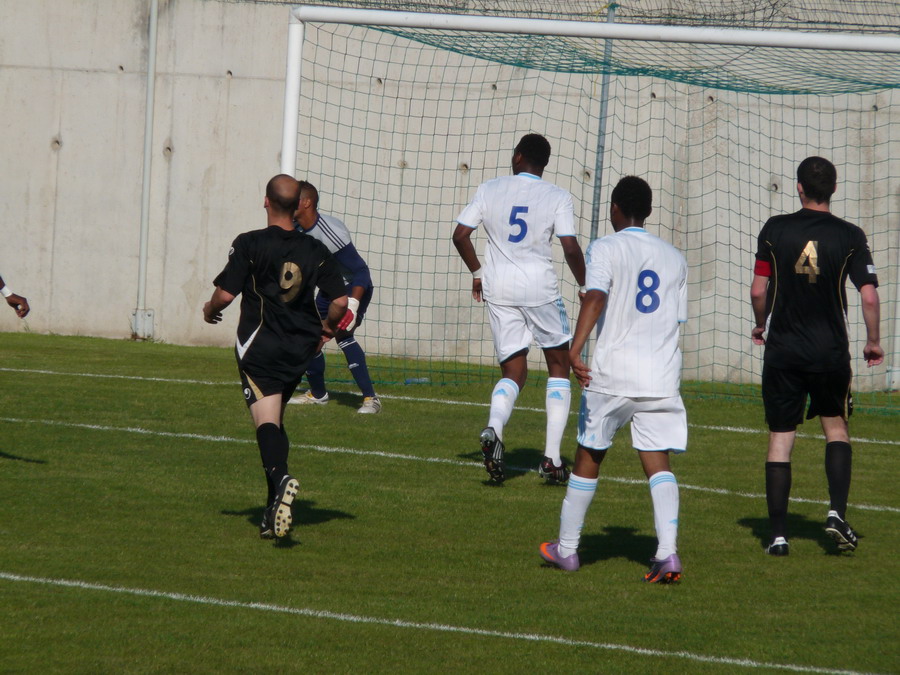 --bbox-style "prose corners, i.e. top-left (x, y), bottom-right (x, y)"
top-left (0, 450), bottom-right (47, 464)
top-left (221, 501), bottom-right (355, 545)
top-left (737, 513), bottom-right (851, 555)
top-left (457, 445), bottom-right (546, 486)
top-left (327, 391), bottom-right (365, 411)
top-left (577, 526), bottom-right (658, 567)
